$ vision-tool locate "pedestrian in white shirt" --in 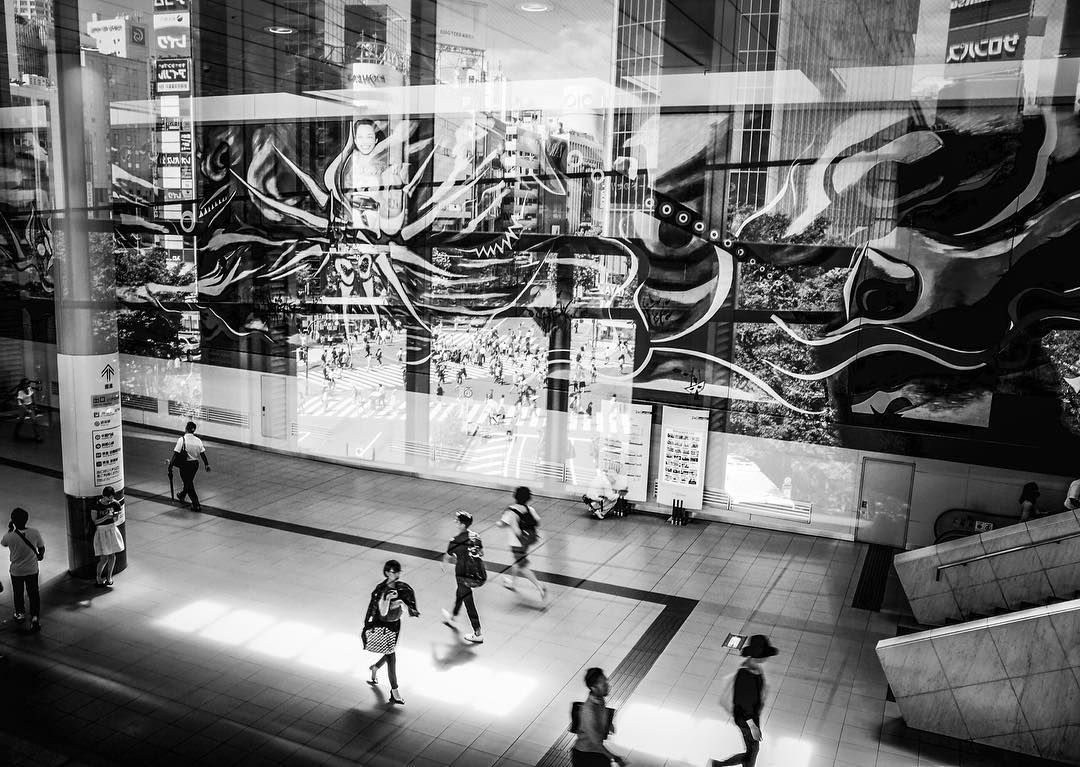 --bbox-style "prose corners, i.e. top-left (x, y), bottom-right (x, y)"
top-left (497, 486), bottom-right (546, 602)
top-left (170, 421), bottom-right (211, 512)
